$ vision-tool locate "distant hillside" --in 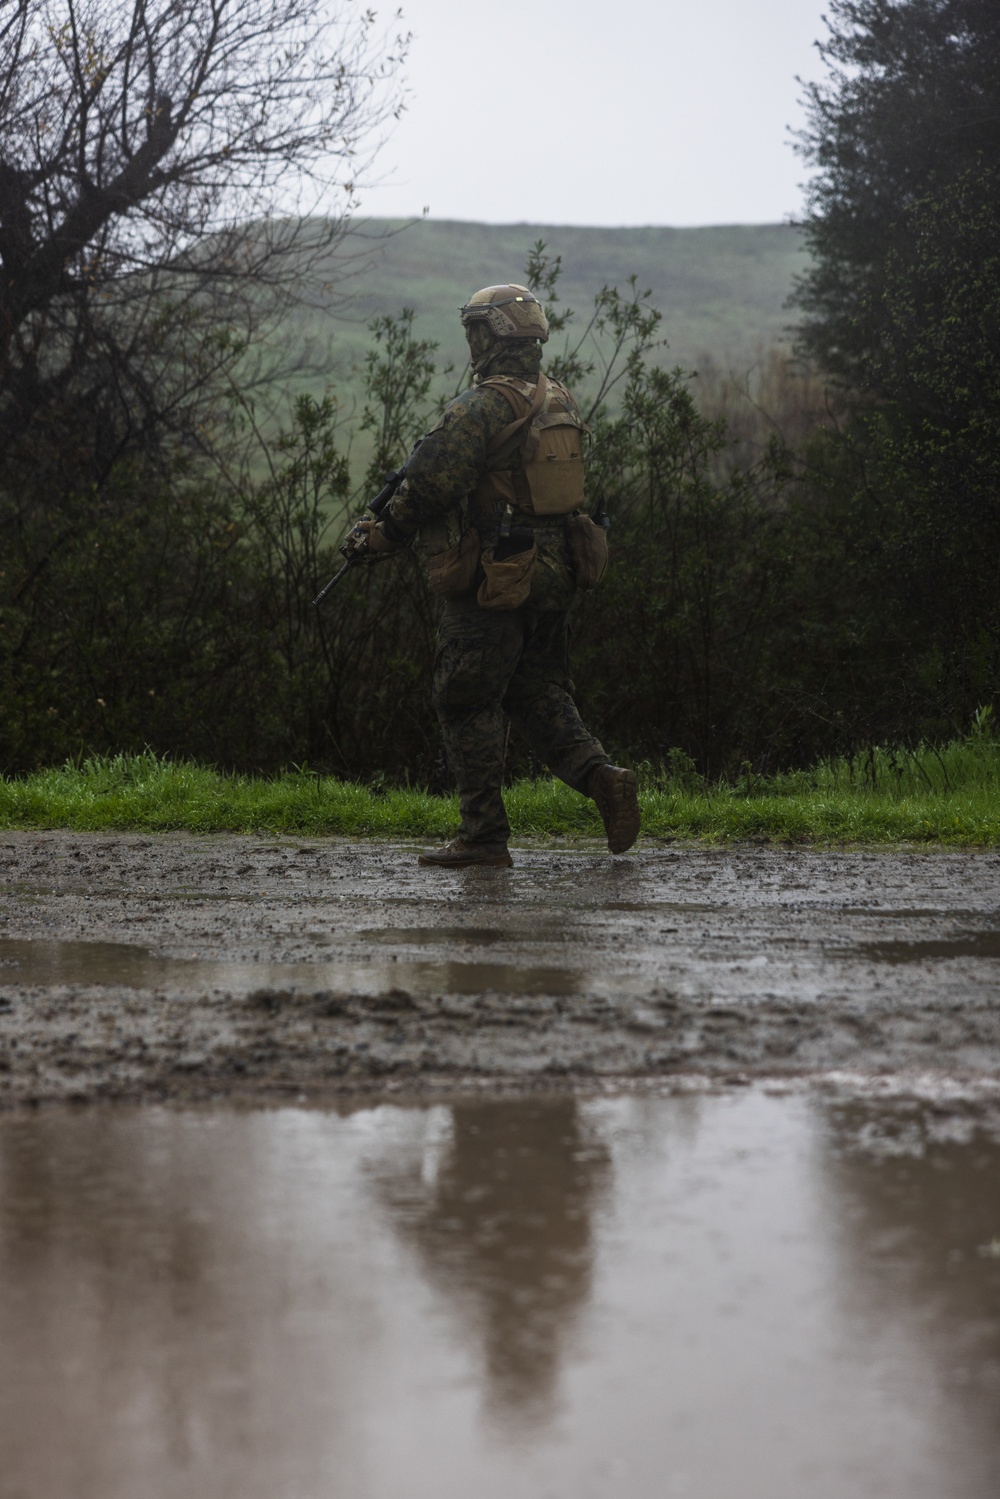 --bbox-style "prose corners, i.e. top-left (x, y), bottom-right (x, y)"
top-left (285, 218), bottom-right (809, 406)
